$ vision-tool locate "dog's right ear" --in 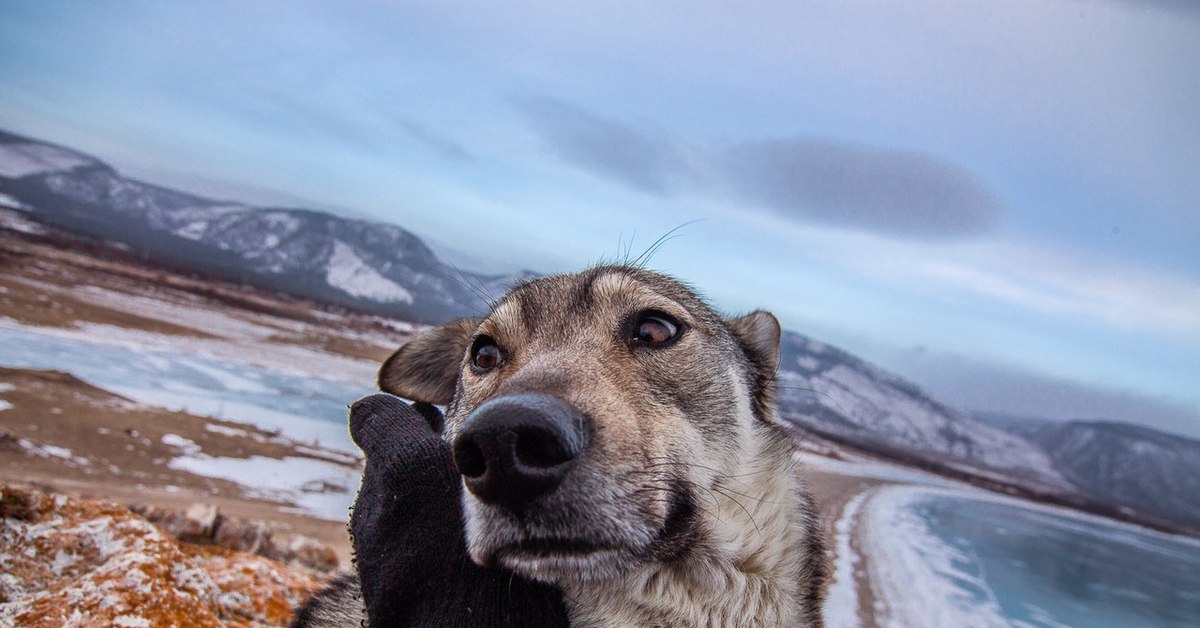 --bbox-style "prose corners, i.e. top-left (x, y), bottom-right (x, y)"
top-left (378, 318), bottom-right (480, 405)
